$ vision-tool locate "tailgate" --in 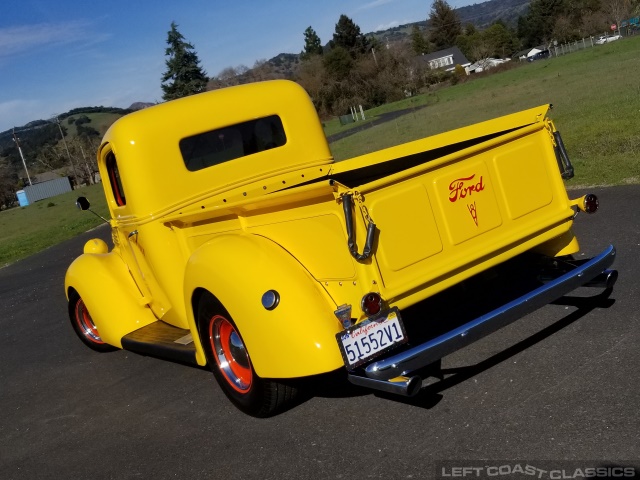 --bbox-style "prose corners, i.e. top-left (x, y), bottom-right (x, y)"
top-left (331, 110), bottom-right (574, 302)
